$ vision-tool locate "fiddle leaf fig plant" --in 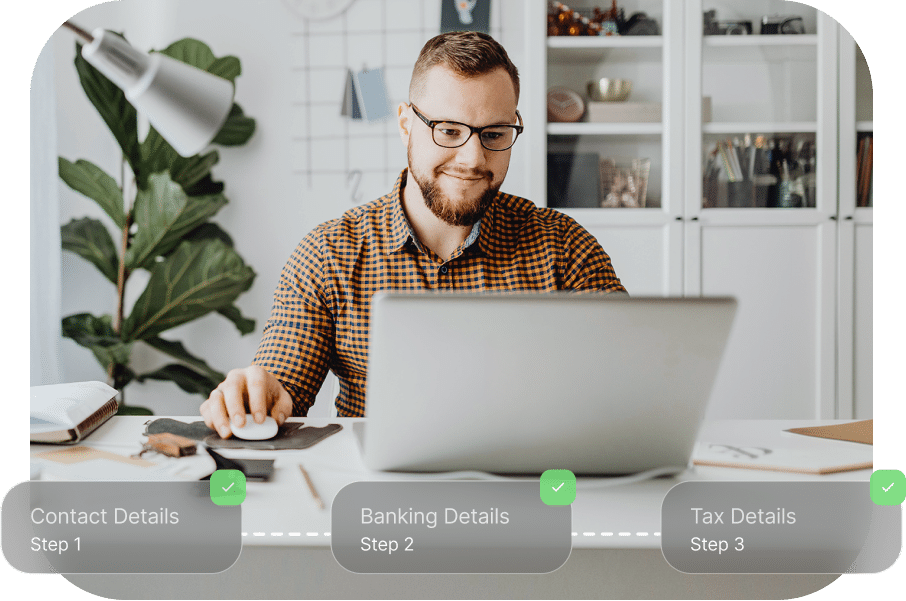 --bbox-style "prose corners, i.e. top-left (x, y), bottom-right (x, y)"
top-left (59, 35), bottom-right (257, 414)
